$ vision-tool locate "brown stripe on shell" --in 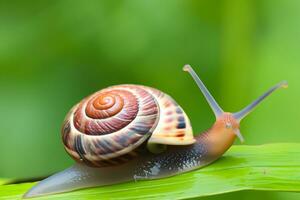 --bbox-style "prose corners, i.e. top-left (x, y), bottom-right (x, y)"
top-left (85, 149), bottom-right (140, 167)
top-left (89, 132), bottom-right (143, 155)
top-left (61, 120), bottom-right (71, 148)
